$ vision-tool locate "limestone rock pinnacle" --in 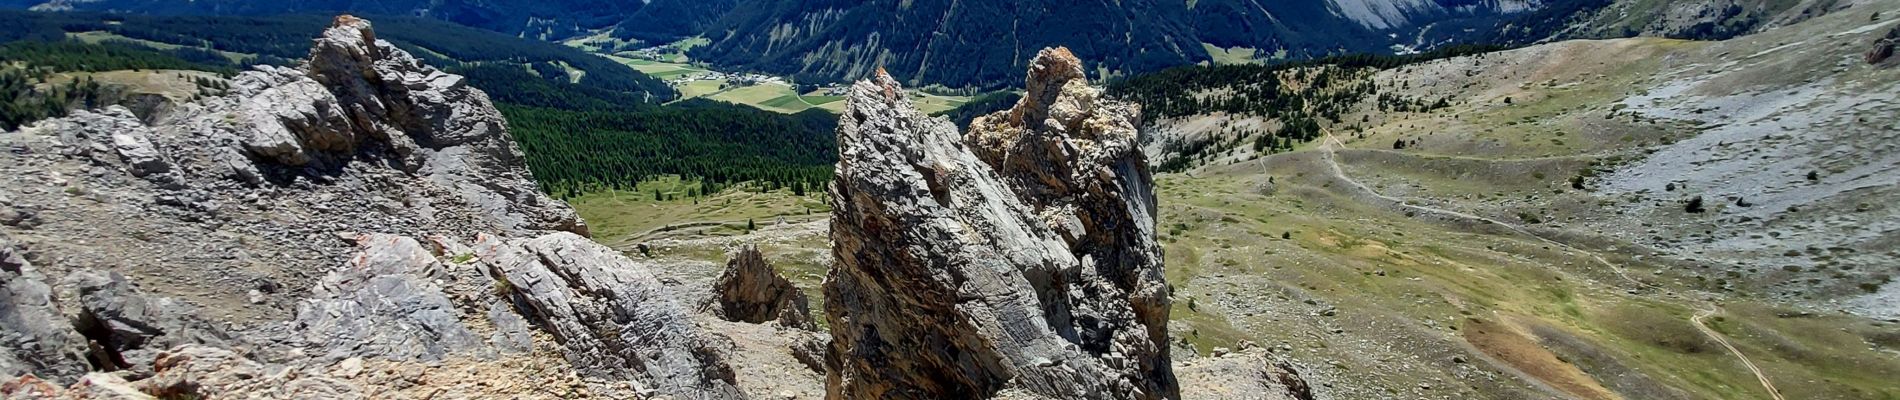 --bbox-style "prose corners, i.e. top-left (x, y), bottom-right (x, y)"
top-left (824, 46), bottom-right (1175, 400)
